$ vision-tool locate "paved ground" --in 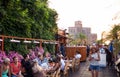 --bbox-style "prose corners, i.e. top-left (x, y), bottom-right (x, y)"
top-left (69, 60), bottom-right (118, 77)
